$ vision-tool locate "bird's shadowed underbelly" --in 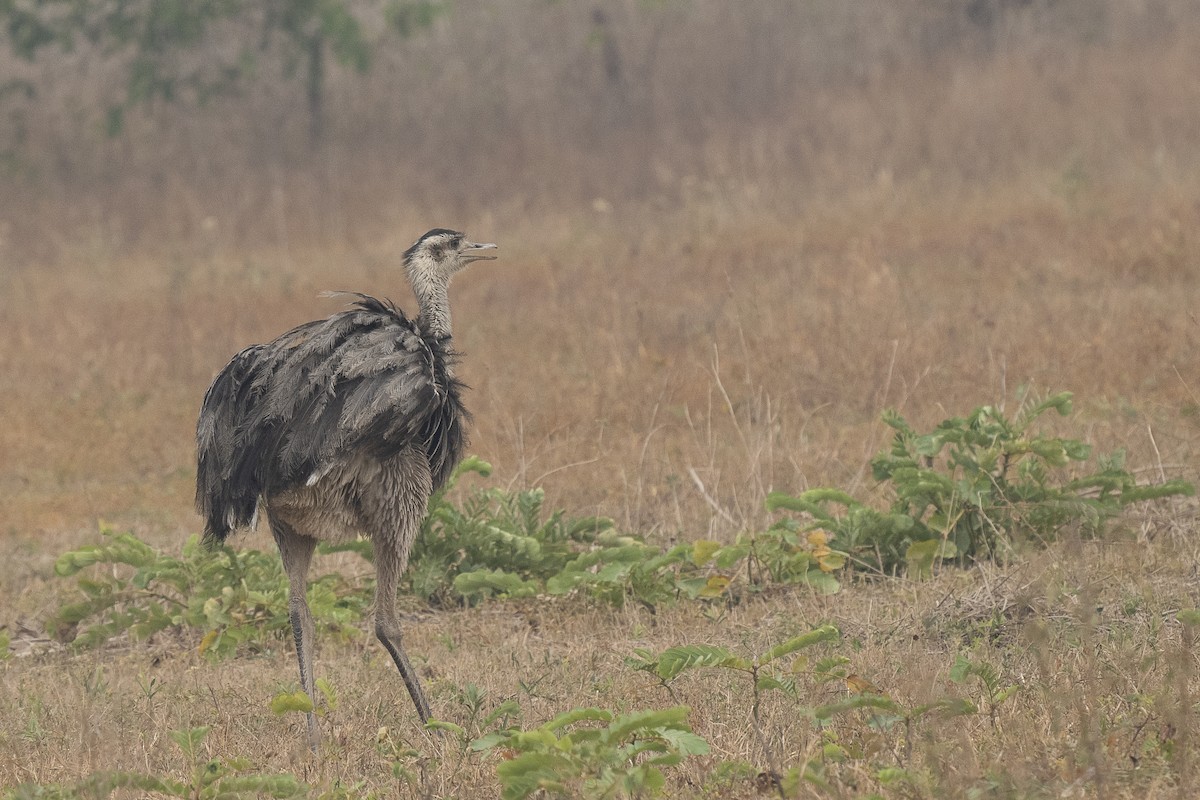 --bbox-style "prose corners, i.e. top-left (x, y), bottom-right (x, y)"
top-left (267, 447), bottom-right (432, 546)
